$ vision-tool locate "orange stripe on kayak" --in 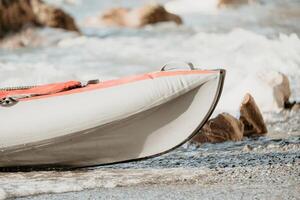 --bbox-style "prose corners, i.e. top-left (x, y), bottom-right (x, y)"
top-left (0, 81), bottom-right (81, 100)
top-left (17, 69), bottom-right (217, 101)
